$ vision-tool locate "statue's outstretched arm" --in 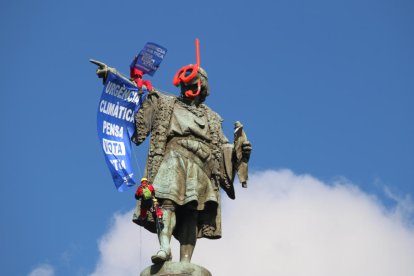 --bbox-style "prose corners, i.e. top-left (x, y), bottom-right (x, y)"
top-left (90, 59), bottom-right (136, 86)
